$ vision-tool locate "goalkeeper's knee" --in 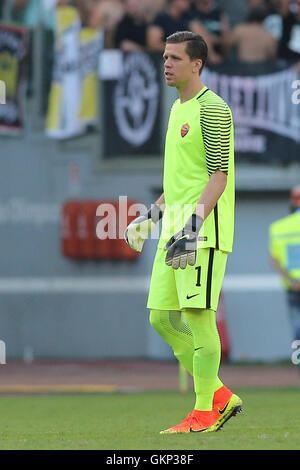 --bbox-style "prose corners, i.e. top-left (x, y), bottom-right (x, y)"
top-left (149, 309), bottom-right (162, 334)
